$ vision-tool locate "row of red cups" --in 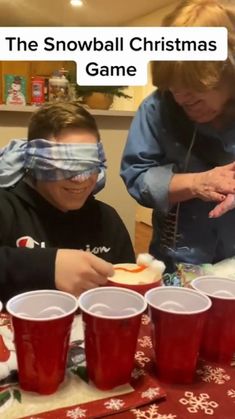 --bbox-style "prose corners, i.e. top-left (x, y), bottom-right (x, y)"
top-left (3, 275), bottom-right (235, 394)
